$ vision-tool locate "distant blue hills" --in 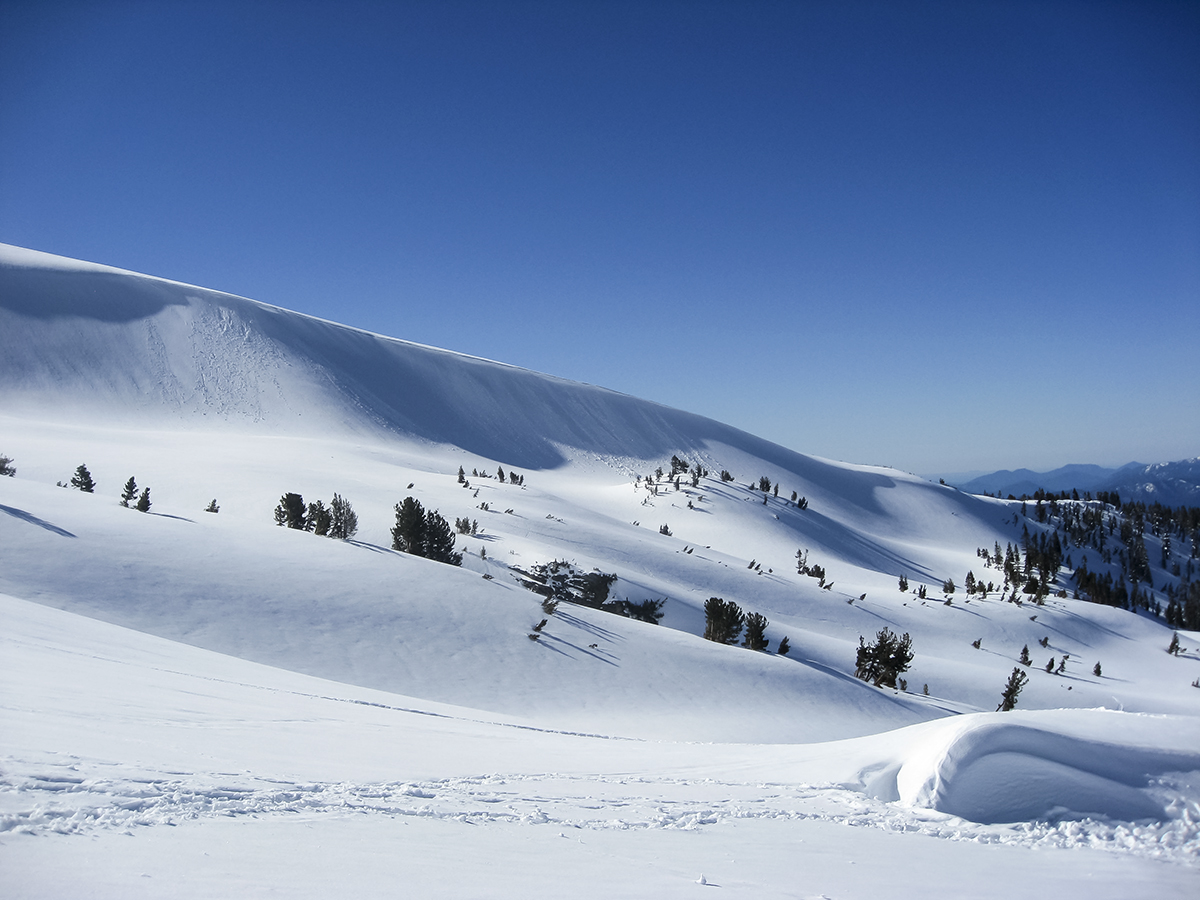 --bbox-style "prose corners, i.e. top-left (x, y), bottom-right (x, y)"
top-left (953, 458), bottom-right (1200, 509)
